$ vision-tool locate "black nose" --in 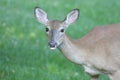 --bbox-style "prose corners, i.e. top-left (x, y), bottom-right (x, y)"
top-left (49, 41), bottom-right (57, 47)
